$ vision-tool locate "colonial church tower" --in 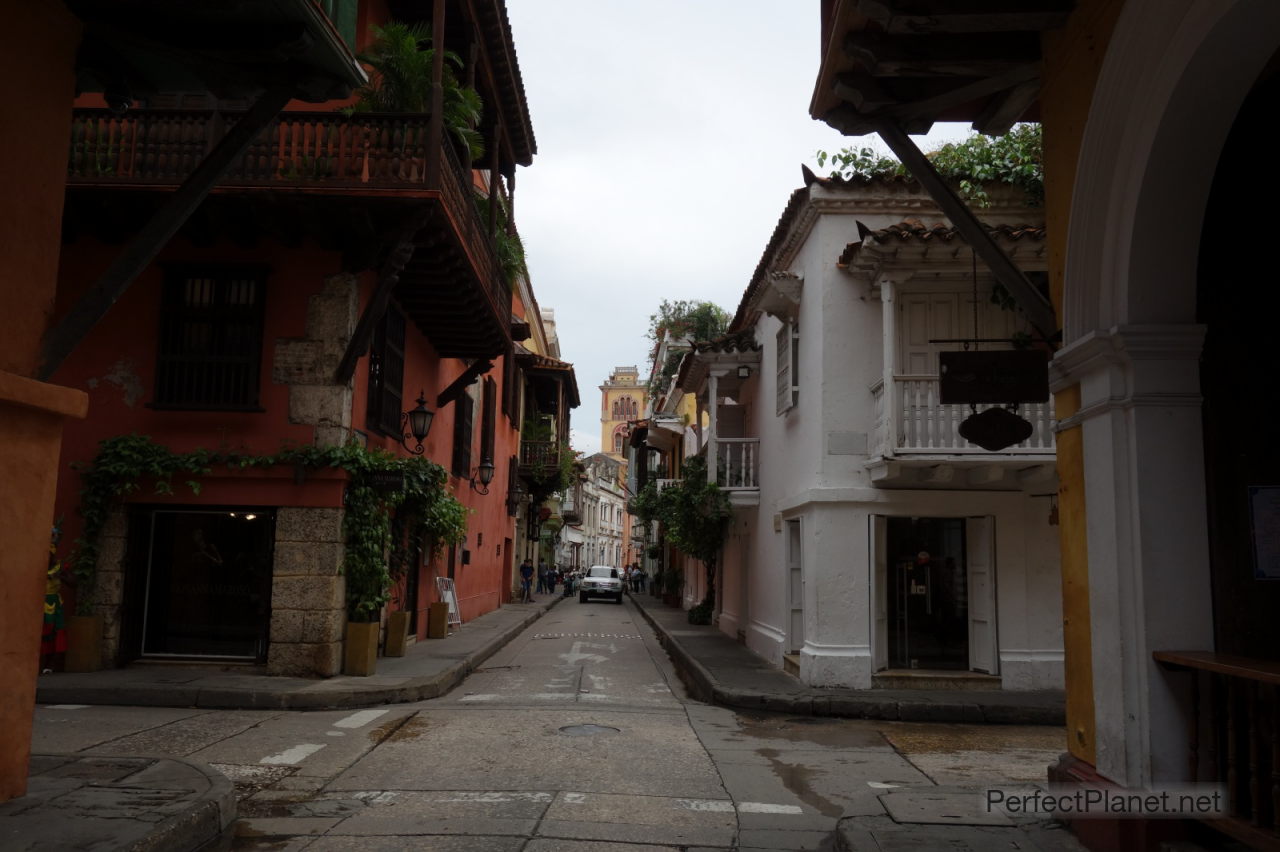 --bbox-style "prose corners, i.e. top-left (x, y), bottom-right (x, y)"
top-left (599, 366), bottom-right (646, 461)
